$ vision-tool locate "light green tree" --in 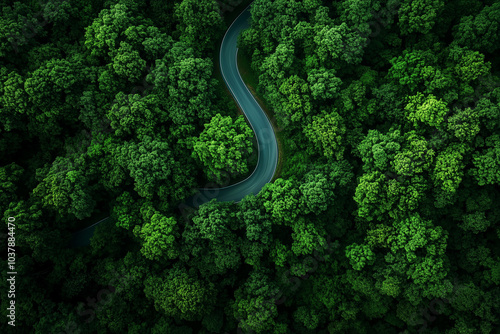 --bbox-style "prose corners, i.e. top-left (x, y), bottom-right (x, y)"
top-left (191, 114), bottom-right (254, 184)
